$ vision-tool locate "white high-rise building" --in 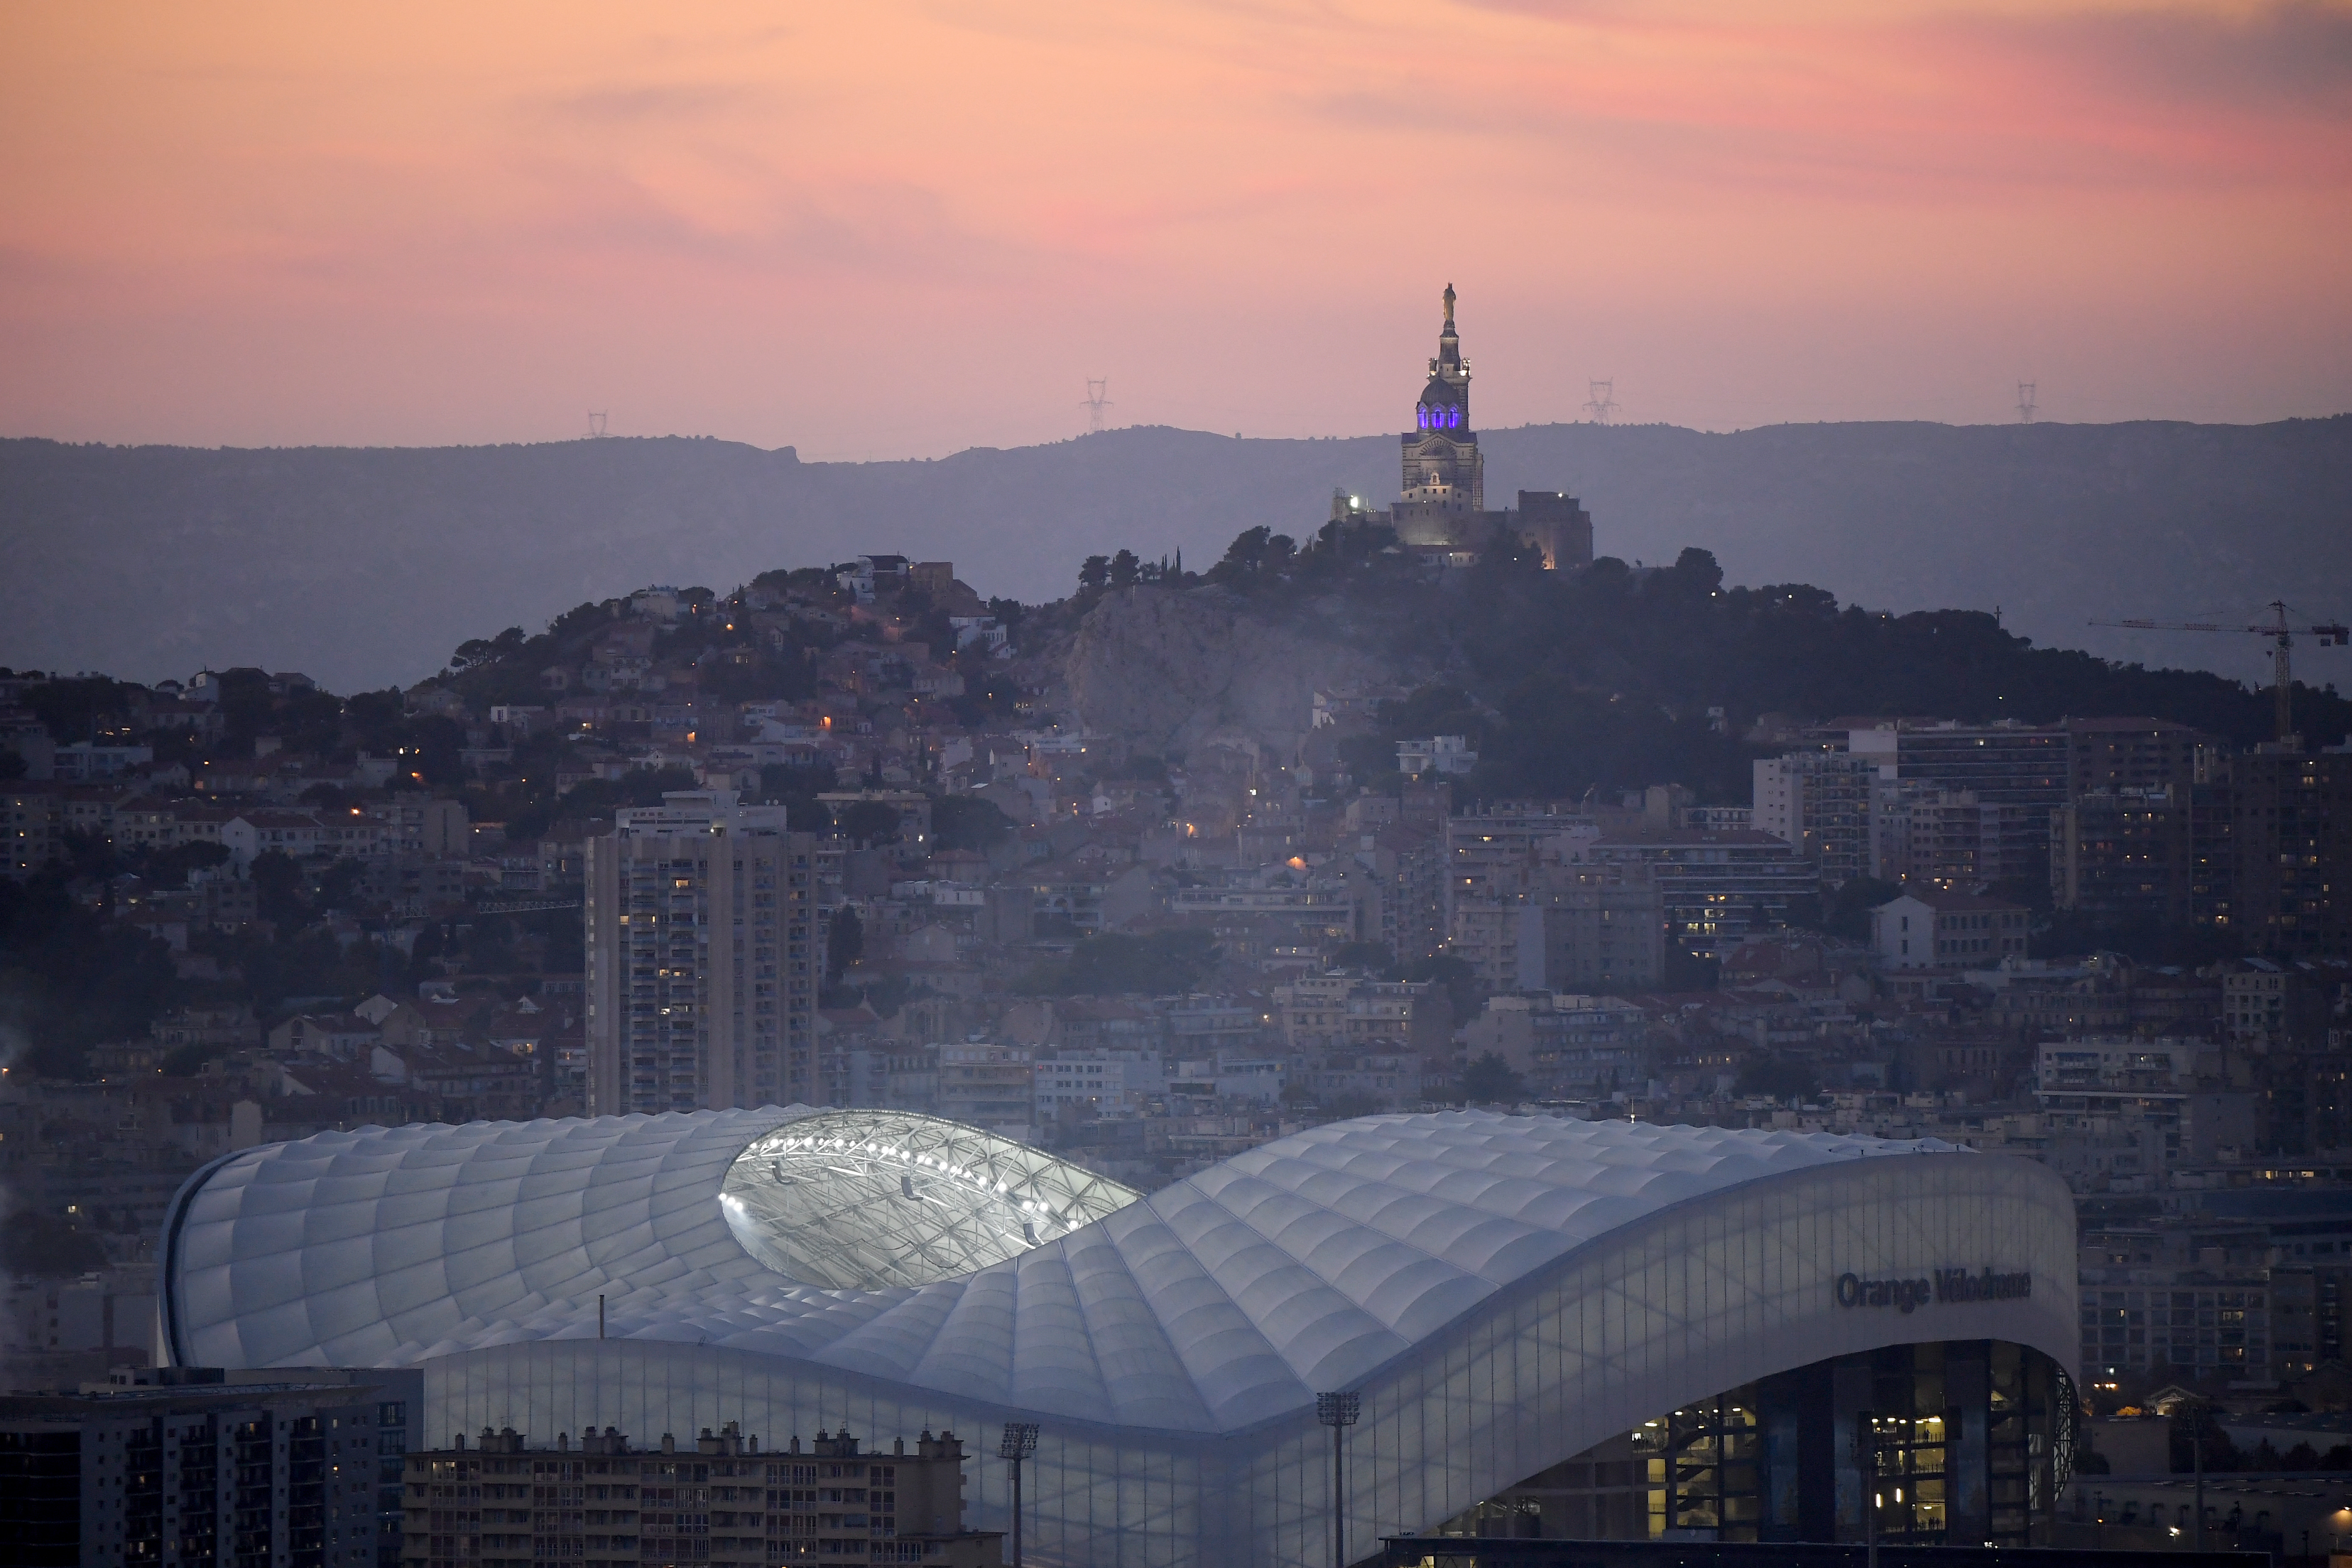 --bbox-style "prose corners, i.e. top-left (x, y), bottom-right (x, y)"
top-left (586, 790), bottom-right (817, 1114)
